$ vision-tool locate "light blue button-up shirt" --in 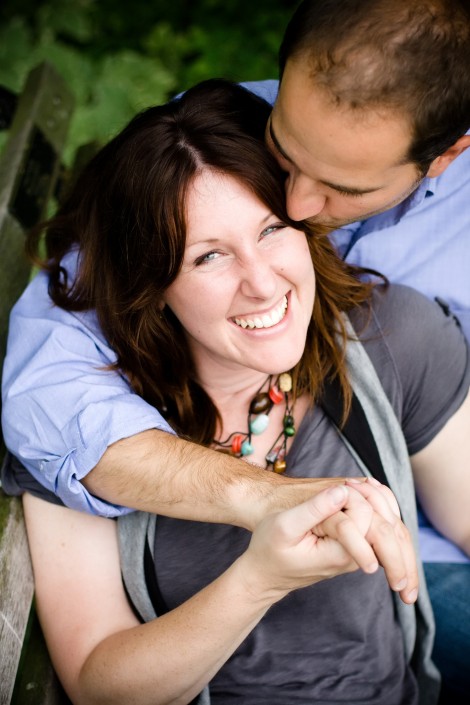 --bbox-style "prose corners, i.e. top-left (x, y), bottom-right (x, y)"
top-left (2, 81), bottom-right (469, 562)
